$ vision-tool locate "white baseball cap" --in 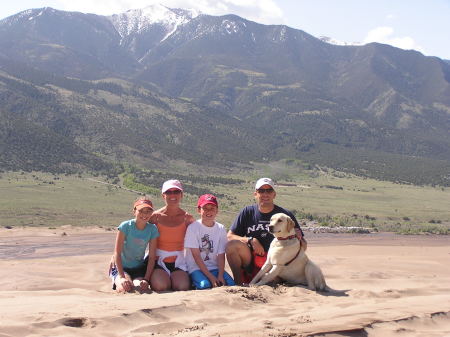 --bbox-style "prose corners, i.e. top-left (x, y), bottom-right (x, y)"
top-left (161, 179), bottom-right (183, 193)
top-left (255, 177), bottom-right (275, 190)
